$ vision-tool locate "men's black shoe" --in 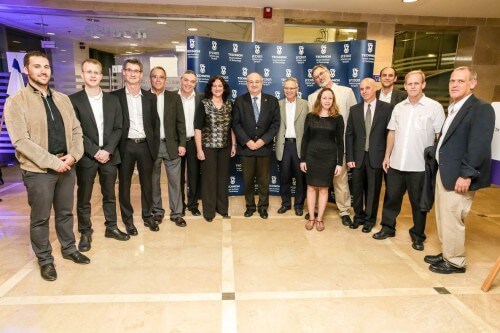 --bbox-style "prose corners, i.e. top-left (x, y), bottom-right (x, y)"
top-left (153, 215), bottom-right (164, 224)
top-left (189, 207), bottom-right (201, 216)
top-left (304, 212), bottom-right (318, 220)
top-left (40, 263), bottom-right (57, 281)
top-left (277, 205), bottom-right (291, 214)
top-left (144, 220), bottom-right (160, 232)
top-left (412, 240), bottom-right (424, 251)
top-left (424, 253), bottom-right (443, 265)
top-left (63, 251), bottom-right (90, 264)
top-left (244, 209), bottom-right (255, 217)
top-left (258, 209), bottom-right (268, 219)
top-left (125, 224), bottom-right (138, 236)
top-left (342, 215), bottom-right (353, 227)
top-left (217, 211), bottom-right (230, 218)
top-left (205, 217), bottom-right (213, 222)
top-left (78, 233), bottom-right (92, 252)
top-left (349, 217), bottom-right (363, 229)
top-left (429, 260), bottom-right (466, 274)
top-left (372, 230), bottom-right (395, 240)
top-left (362, 224), bottom-right (374, 233)
top-left (105, 228), bottom-right (130, 241)
top-left (295, 208), bottom-right (303, 216)
top-left (170, 216), bottom-right (187, 227)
